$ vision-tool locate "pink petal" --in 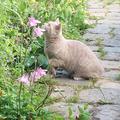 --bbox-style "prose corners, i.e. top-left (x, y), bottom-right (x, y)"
top-left (33, 27), bottom-right (44, 37)
top-left (28, 17), bottom-right (41, 27)
top-left (18, 74), bottom-right (30, 85)
top-left (30, 67), bottom-right (46, 82)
